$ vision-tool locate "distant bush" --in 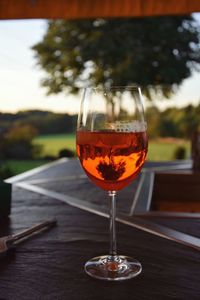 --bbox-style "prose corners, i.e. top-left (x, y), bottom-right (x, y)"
top-left (5, 143), bottom-right (33, 159)
top-left (58, 148), bottom-right (75, 158)
top-left (173, 146), bottom-right (186, 160)
top-left (32, 144), bottom-right (43, 159)
top-left (3, 125), bottom-right (42, 159)
top-left (43, 155), bottom-right (57, 161)
top-left (0, 163), bottom-right (13, 180)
